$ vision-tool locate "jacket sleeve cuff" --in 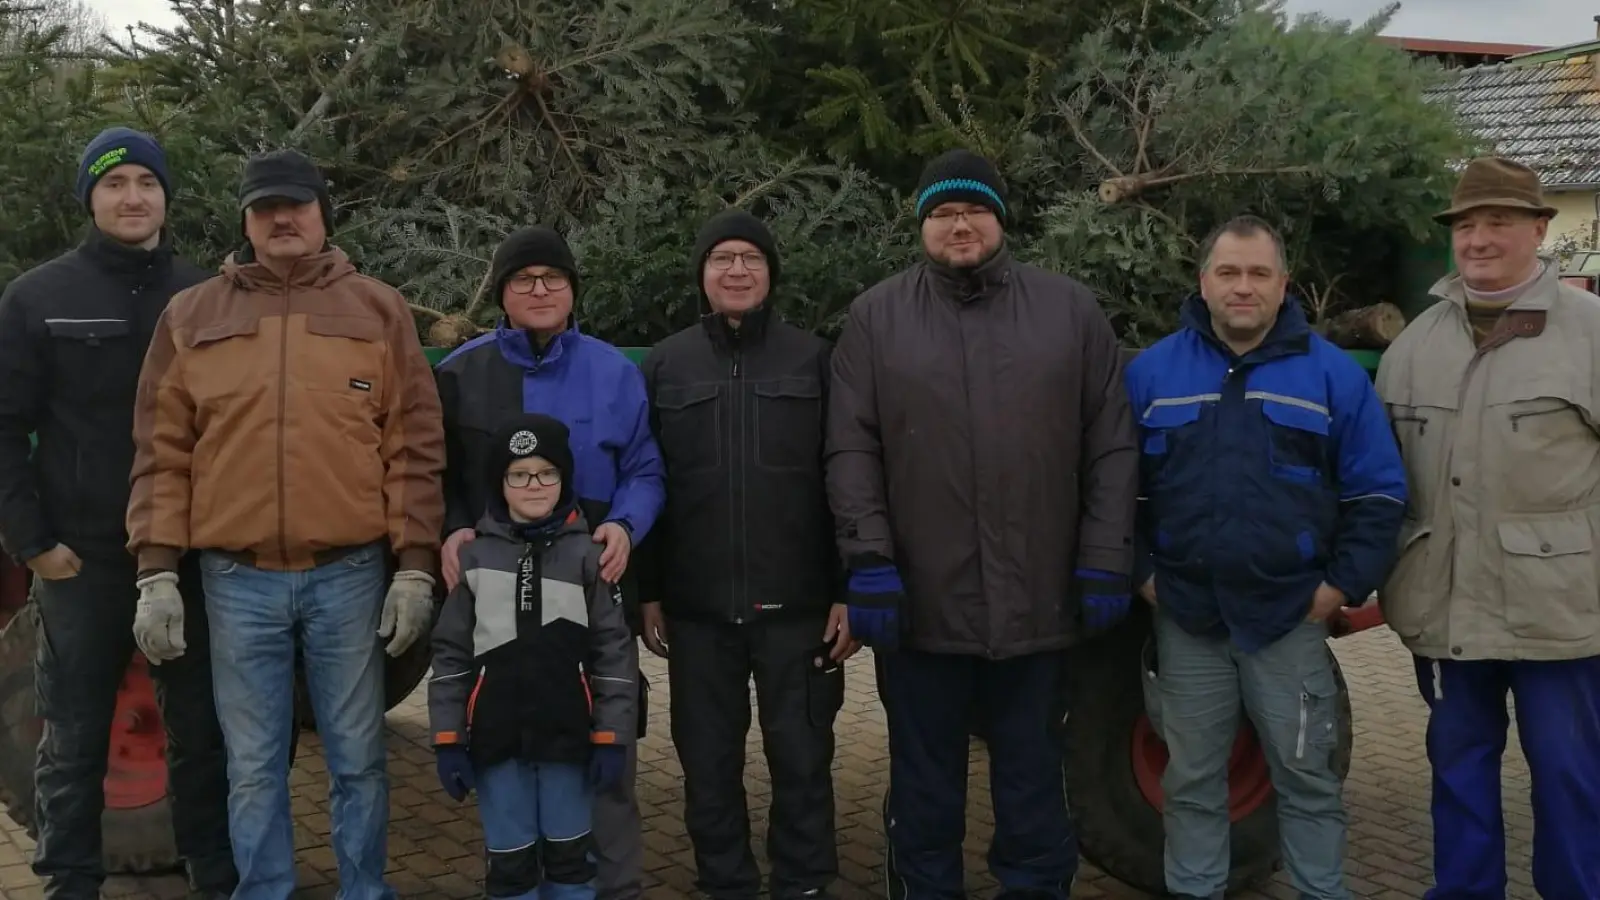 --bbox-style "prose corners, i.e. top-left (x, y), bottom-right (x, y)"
top-left (1325, 572), bottom-right (1367, 607)
top-left (136, 545), bottom-right (182, 575)
top-left (397, 547), bottom-right (437, 578)
top-left (433, 731), bottom-right (464, 746)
